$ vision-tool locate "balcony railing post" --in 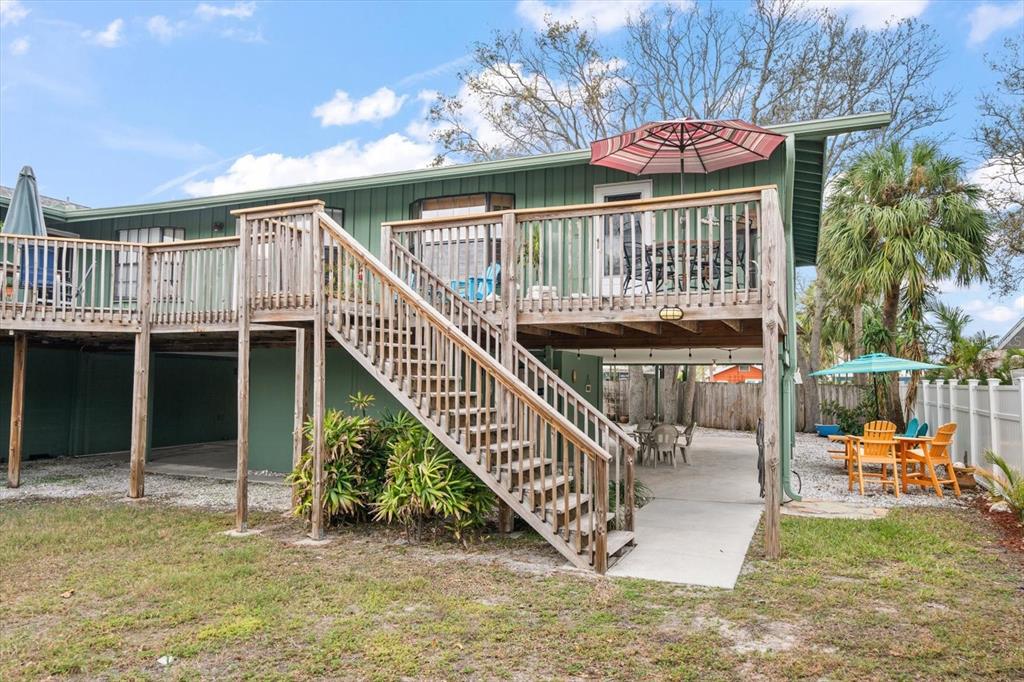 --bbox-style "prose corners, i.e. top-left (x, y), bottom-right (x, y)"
top-left (499, 211), bottom-right (518, 364)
